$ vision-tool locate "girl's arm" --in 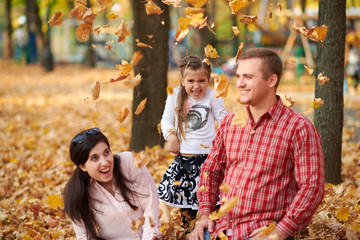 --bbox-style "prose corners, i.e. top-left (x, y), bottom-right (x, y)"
top-left (211, 91), bottom-right (228, 124)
